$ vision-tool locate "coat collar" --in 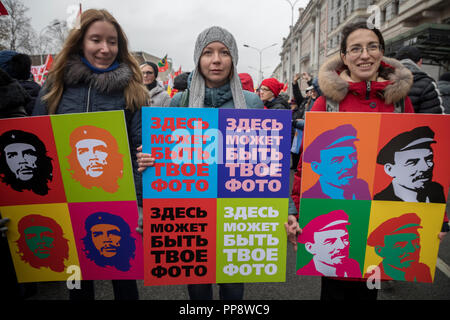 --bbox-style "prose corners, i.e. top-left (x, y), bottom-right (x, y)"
top-left (64, 55), bottom-right (133, 93)
top-left (318, 55), bottom-right (413, 104)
